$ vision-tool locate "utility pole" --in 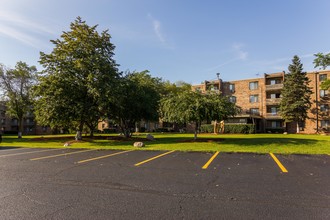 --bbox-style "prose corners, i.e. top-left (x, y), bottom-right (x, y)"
top-left (315, 72), bottom-right (319, 133)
